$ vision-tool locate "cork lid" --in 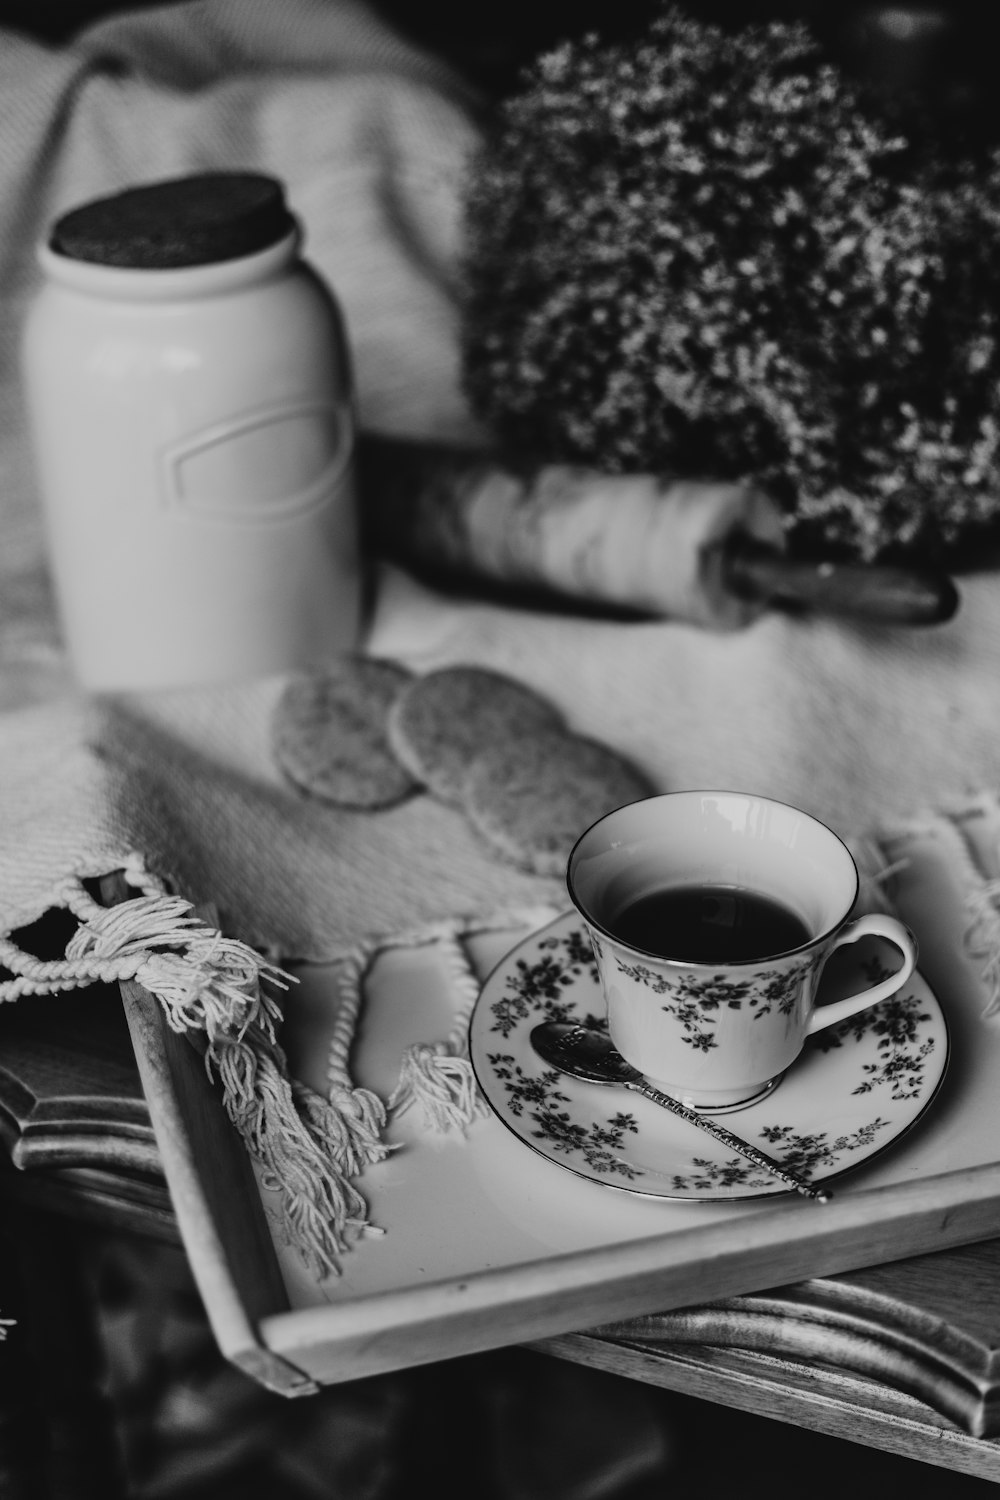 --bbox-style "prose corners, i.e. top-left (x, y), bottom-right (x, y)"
top-left (49, 173), bottom-right (295, 270)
